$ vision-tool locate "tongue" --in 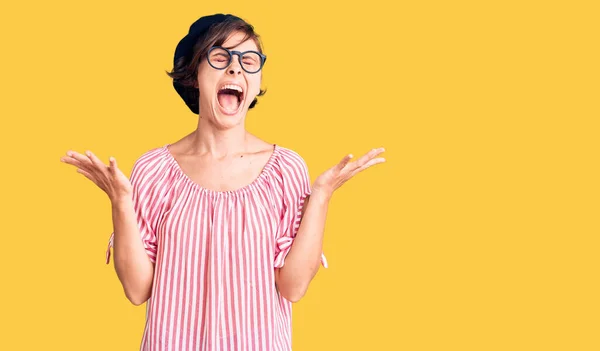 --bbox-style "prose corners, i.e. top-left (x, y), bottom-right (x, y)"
top-left (218, 93), bottom-right (240, 112)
